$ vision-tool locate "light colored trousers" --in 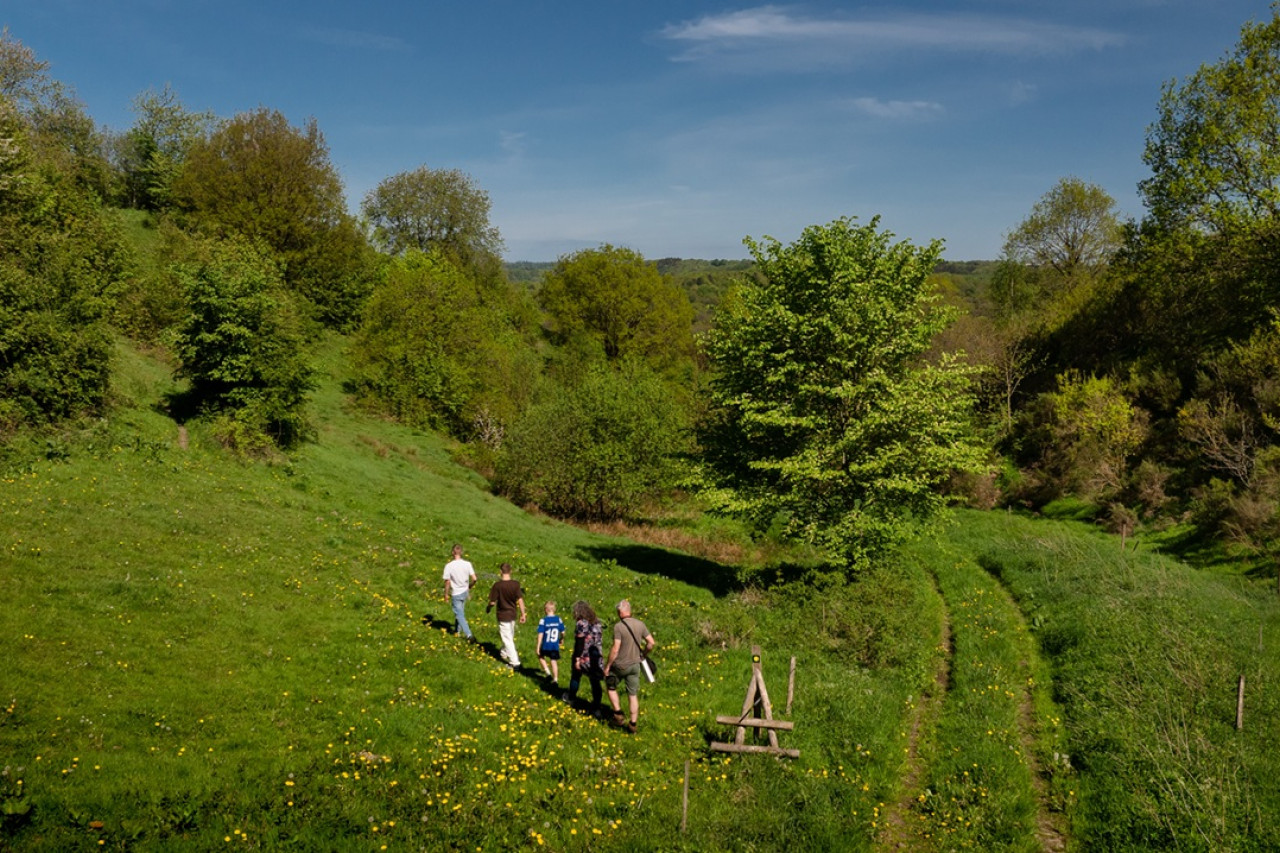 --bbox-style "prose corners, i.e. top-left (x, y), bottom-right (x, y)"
top-left (498, 620), bottom-right (520, 666)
